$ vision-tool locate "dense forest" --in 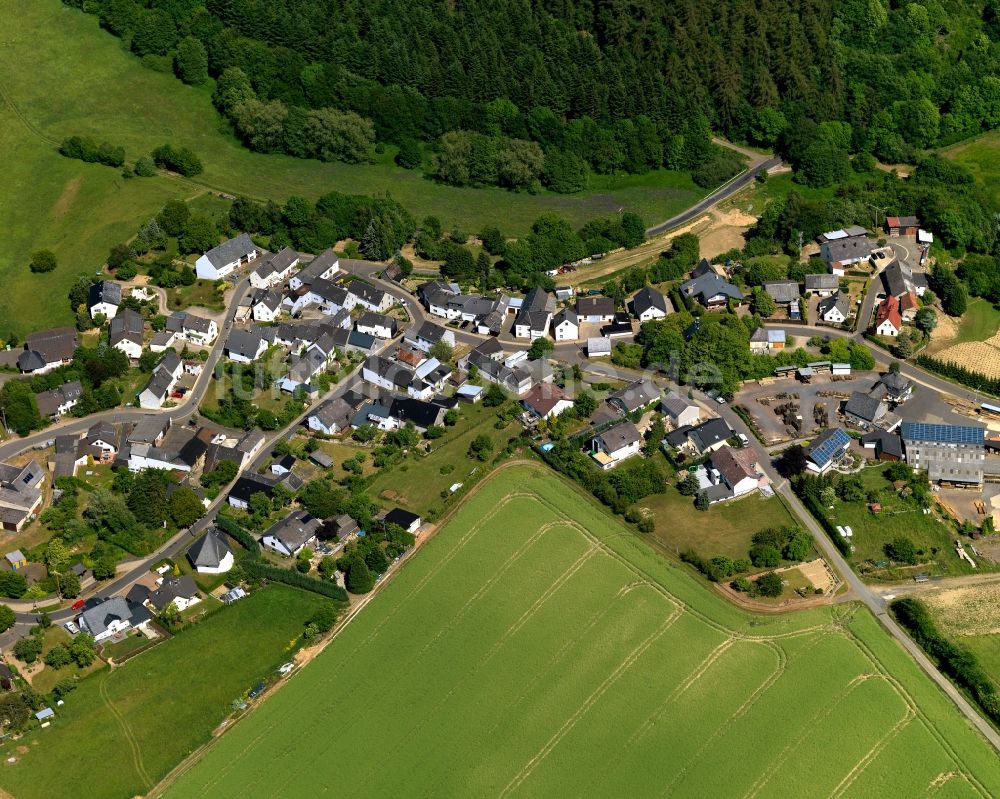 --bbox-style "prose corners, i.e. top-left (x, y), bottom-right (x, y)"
top-left (65, 0), bottom-right (1000, 191)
